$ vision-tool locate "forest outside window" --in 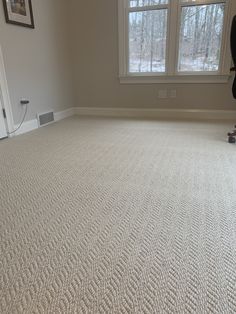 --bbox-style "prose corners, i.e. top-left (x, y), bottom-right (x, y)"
top-left (118, 0), bottom-right (232, 83)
